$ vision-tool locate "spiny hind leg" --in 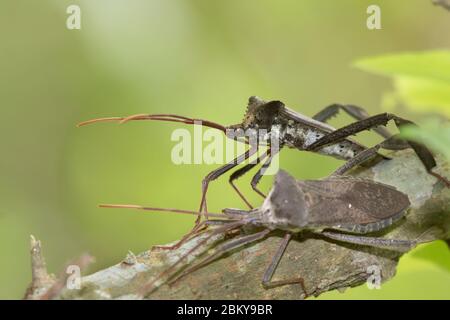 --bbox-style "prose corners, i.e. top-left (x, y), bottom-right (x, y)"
top-left (139, 220), bottom-right (246, 297)
top-left (153, 219), bottom-right (232, 251)
top-left (306, 113), bottom-right (450, 187)
top-left (169, 229), bottom-right (271, 285)
top-left (331, 135), bottom-right (406, 176)
top-left (313, 104), bottom-right (392, 139)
